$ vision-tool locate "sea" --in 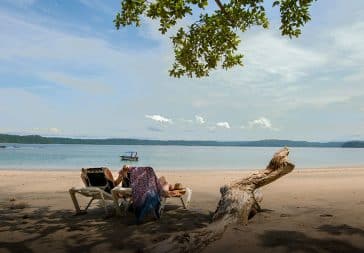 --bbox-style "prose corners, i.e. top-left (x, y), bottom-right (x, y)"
top-left (0, 144), bottom-right (363, 171)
